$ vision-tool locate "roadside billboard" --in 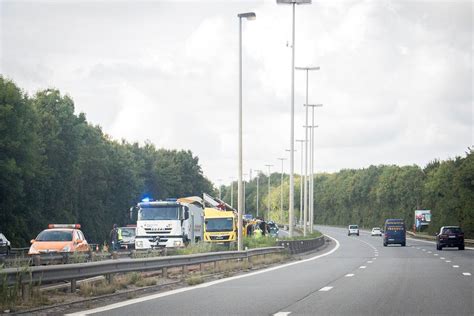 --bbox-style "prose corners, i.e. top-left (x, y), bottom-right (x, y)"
top-left (415, 210), bottom-right (431, 229)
